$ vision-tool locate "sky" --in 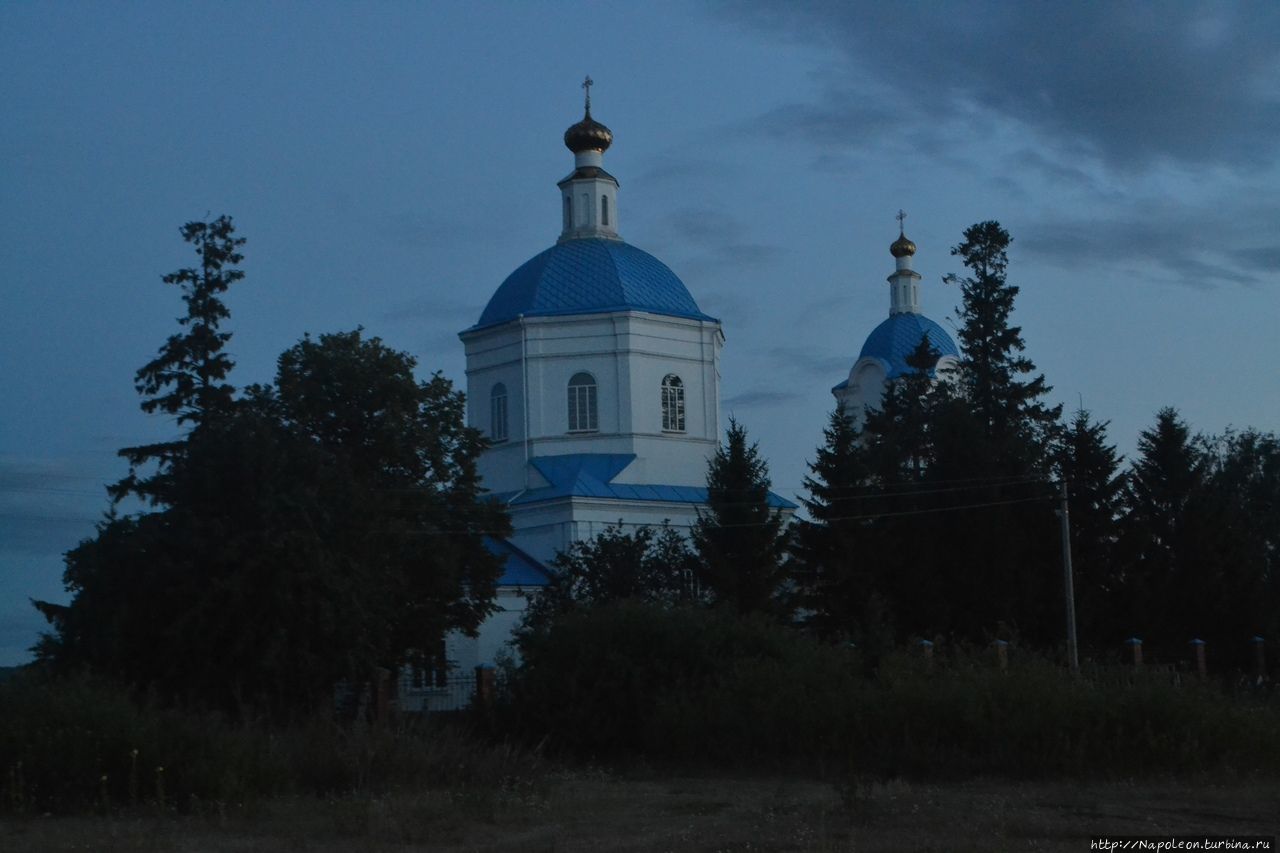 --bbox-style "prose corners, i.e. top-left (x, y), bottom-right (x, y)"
top-left (2, 1), bottom-right (1278, 666)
